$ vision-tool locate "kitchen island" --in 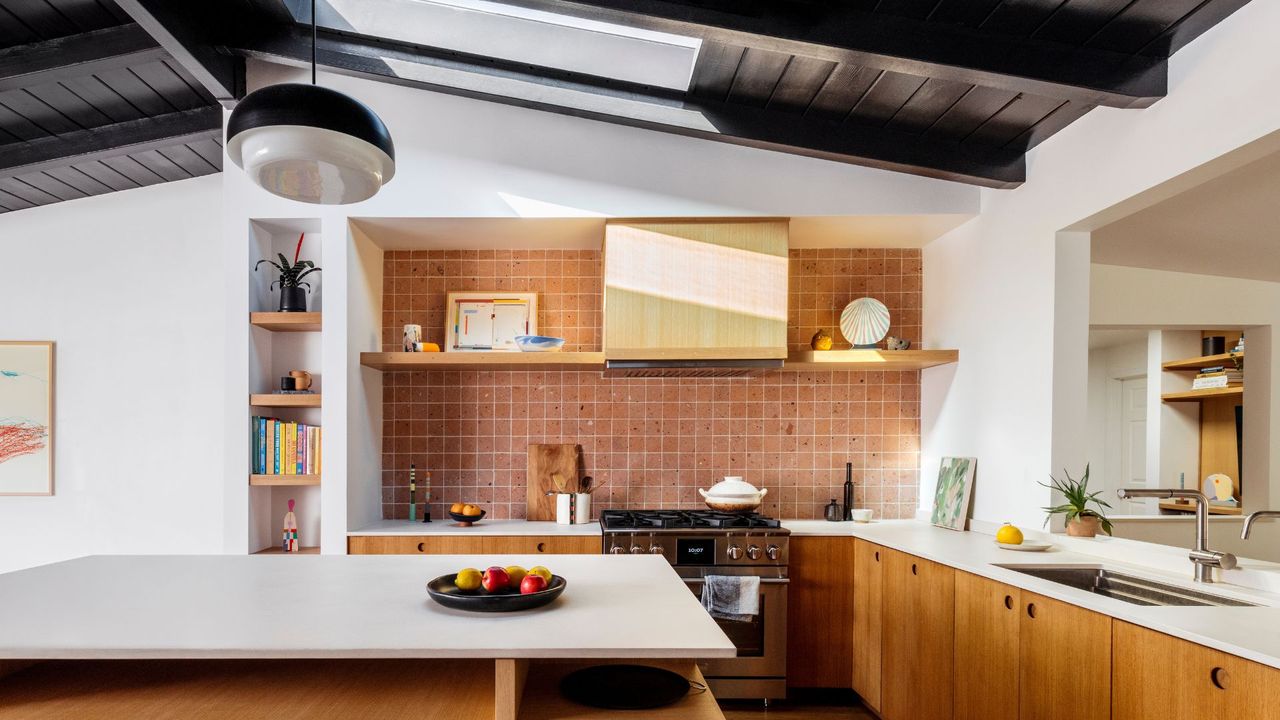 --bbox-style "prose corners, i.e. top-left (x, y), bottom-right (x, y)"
top-left (0, 554), bottom-right (735, 719)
